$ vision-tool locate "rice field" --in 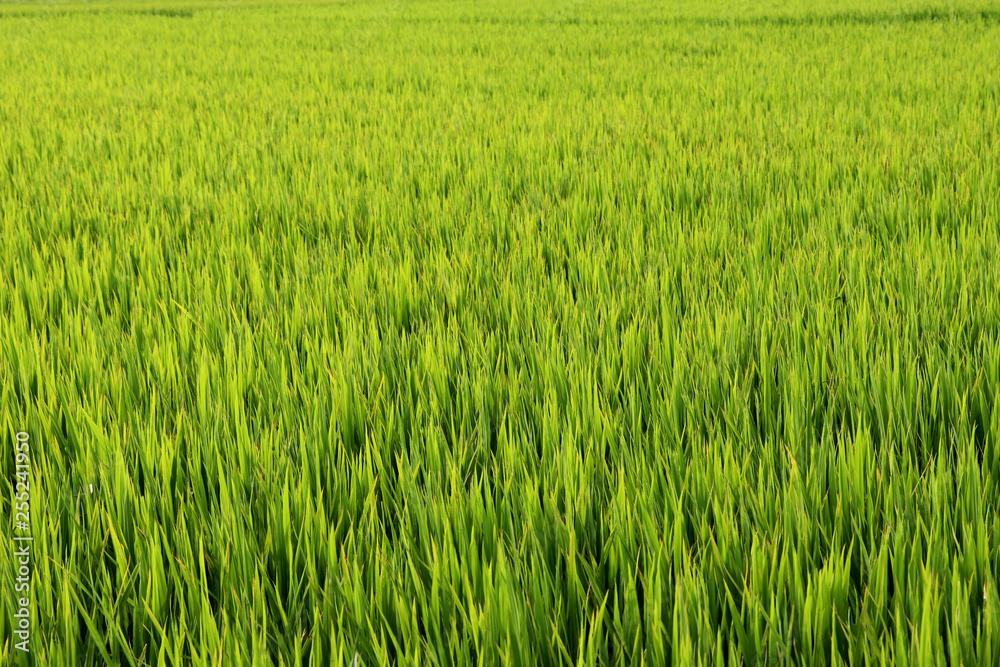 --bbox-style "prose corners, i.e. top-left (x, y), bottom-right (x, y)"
top-left (1, 0), bottom-right (999, 664)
